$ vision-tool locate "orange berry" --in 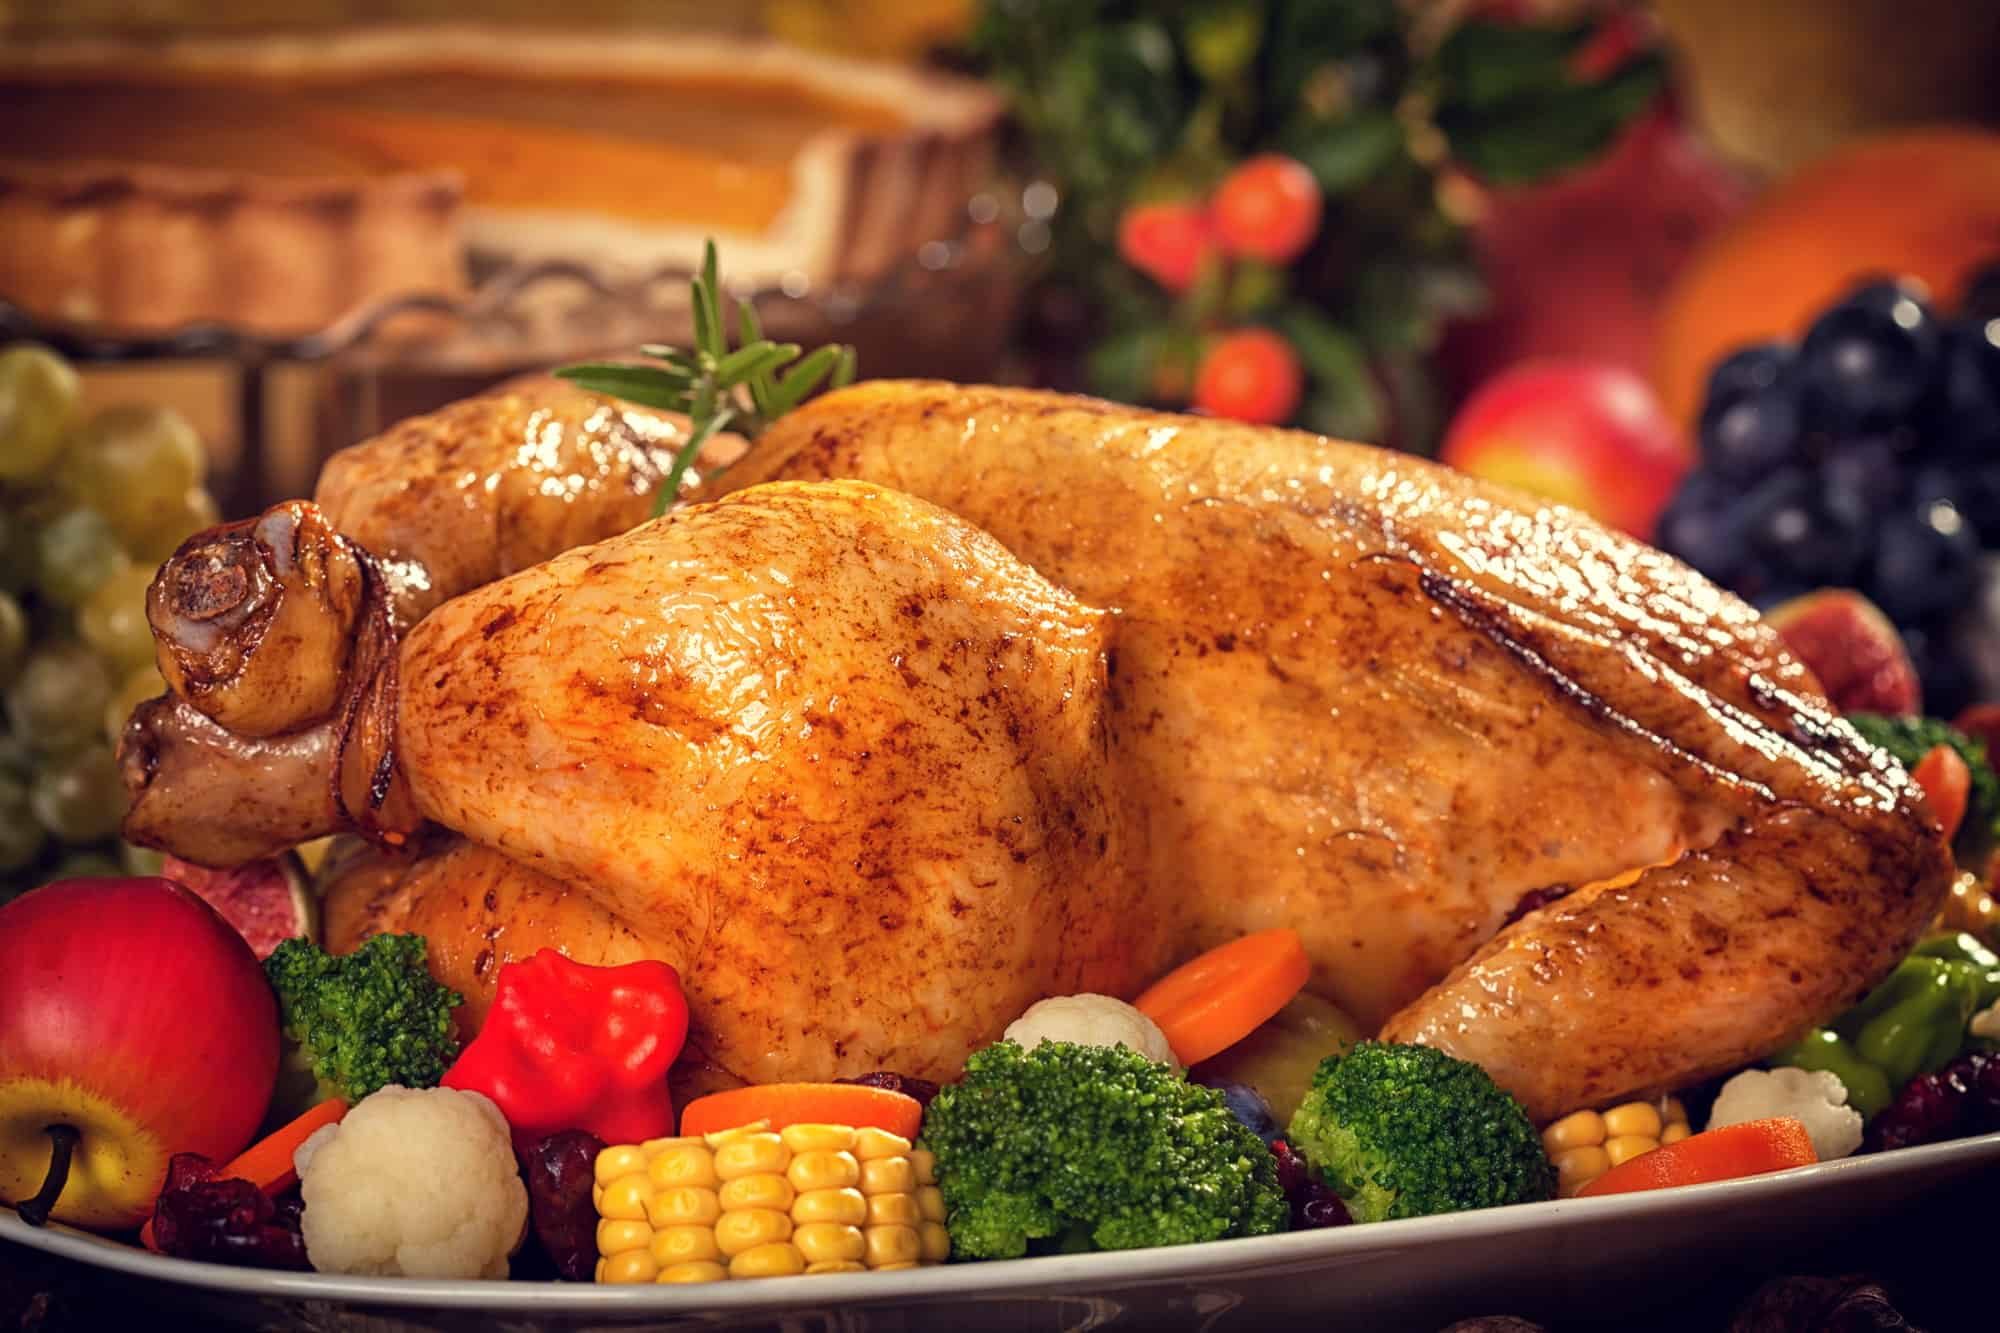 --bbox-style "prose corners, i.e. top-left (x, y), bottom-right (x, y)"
top-left (1212, 156), bottom-right (1323, 265)
top-left (1117, 201), bottom-right (1216, 294)
top-left (1194, 329), bottom-right (1305, 425)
